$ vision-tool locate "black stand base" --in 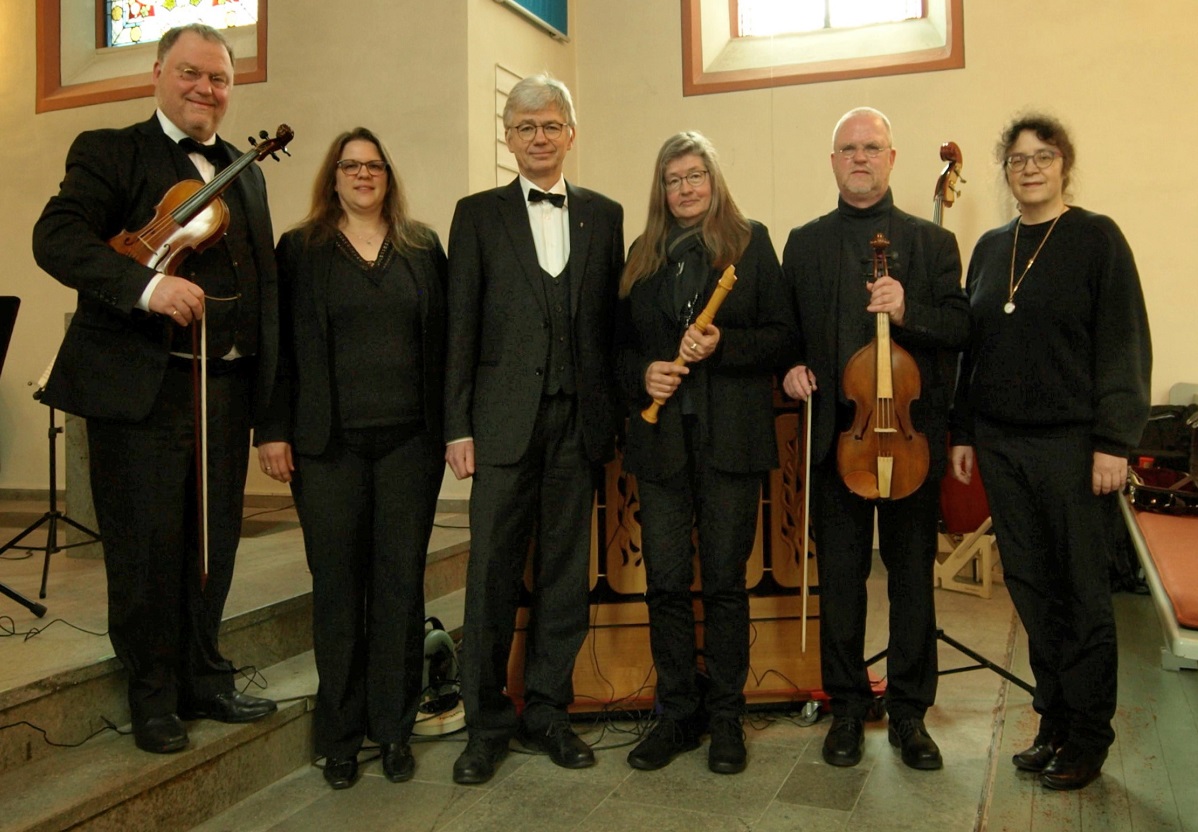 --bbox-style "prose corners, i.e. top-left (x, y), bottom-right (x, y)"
top-left (0, 580), bottom-right (46, 617)
top-left (0, 404), bottom-right (101, 600)
top-left (867, 628), bottom-right (1035, 696)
